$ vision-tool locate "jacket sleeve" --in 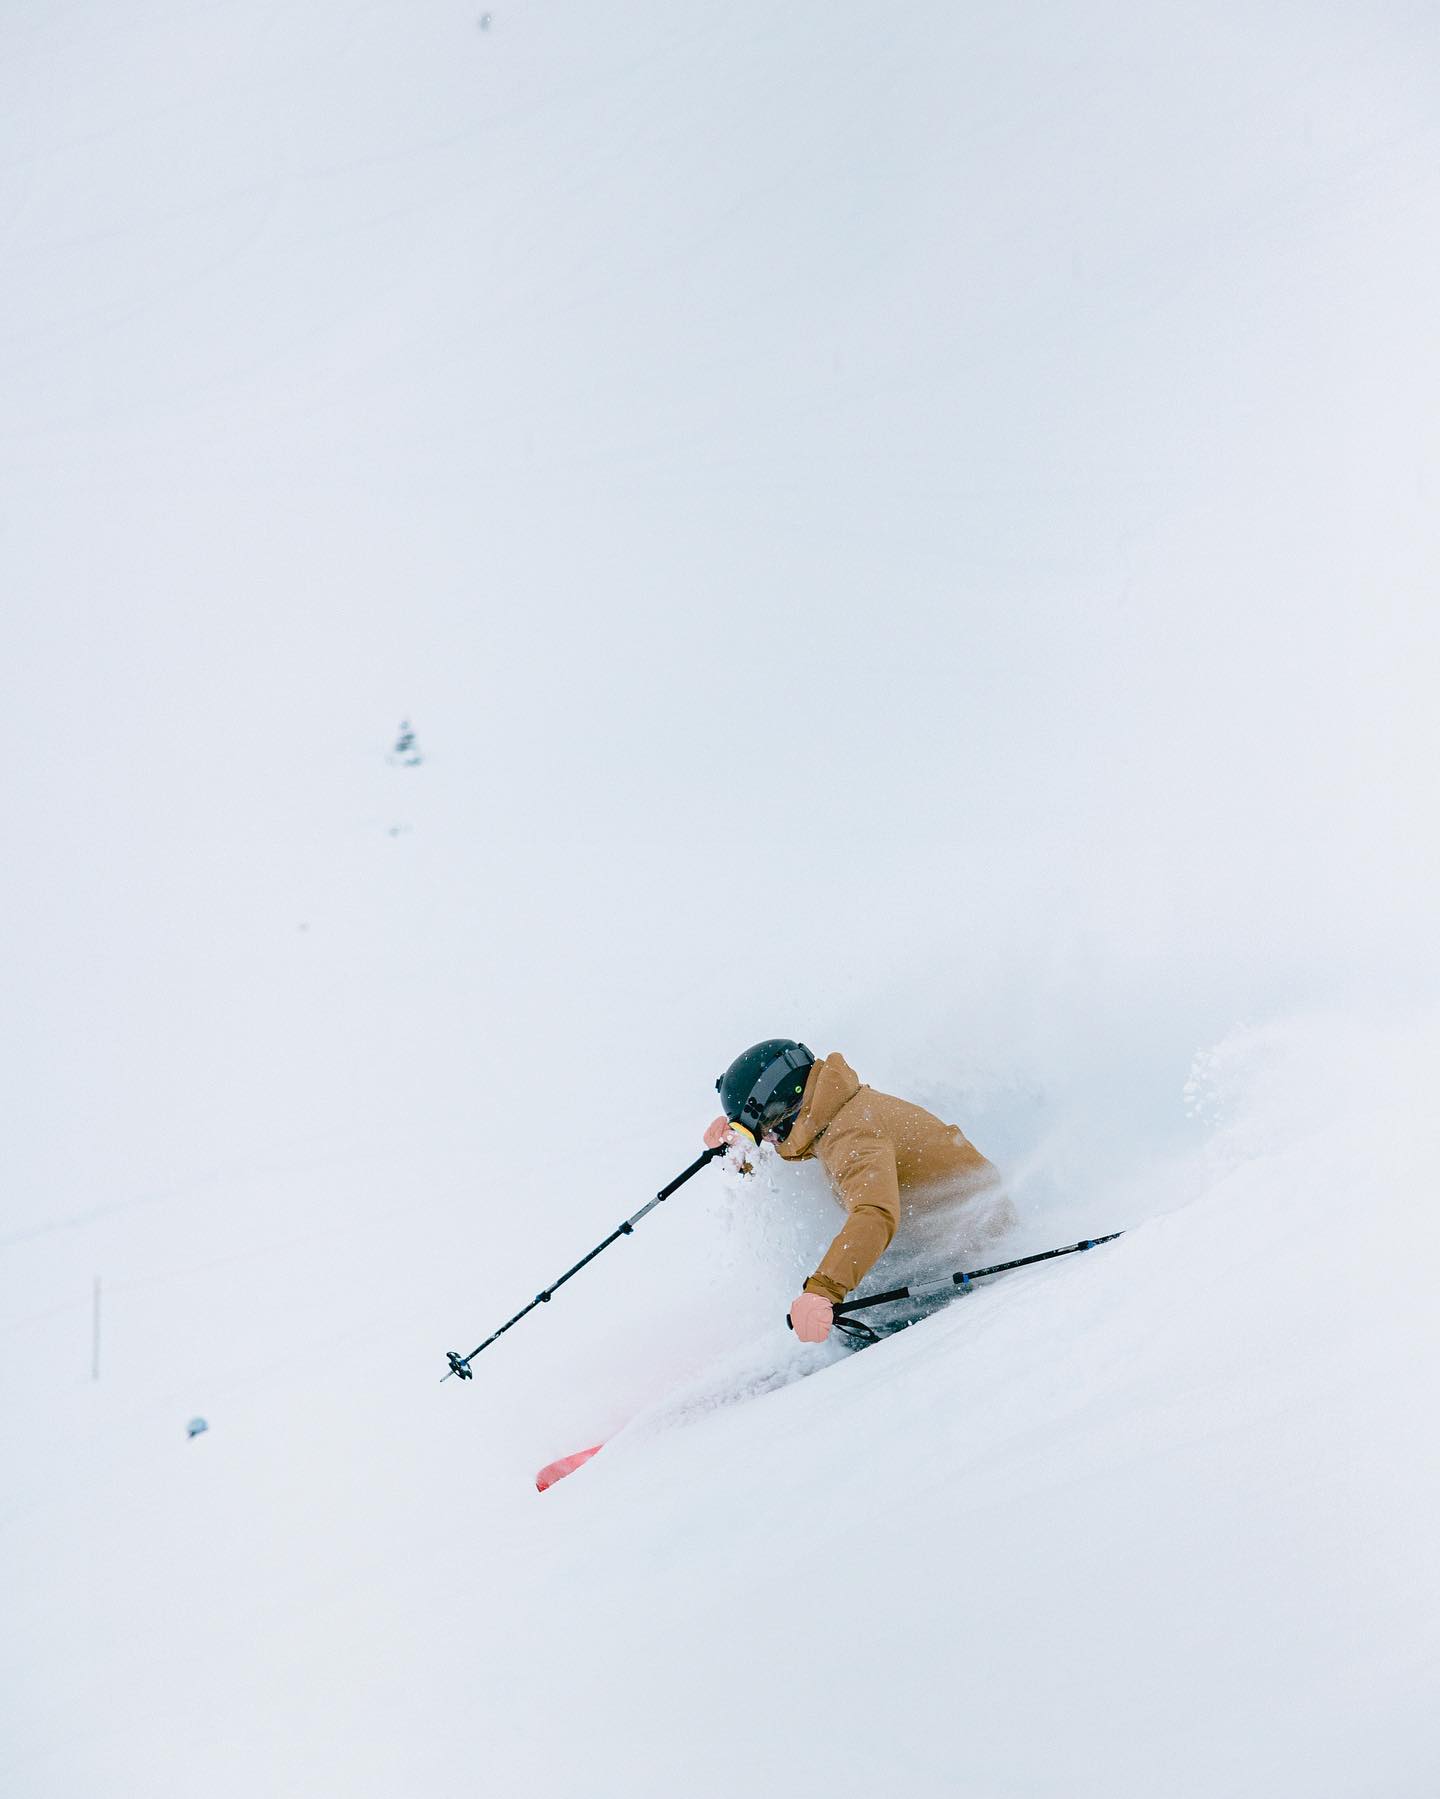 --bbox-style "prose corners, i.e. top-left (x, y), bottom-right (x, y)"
top-left (803, 1124), bottom-right (901, 1304)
